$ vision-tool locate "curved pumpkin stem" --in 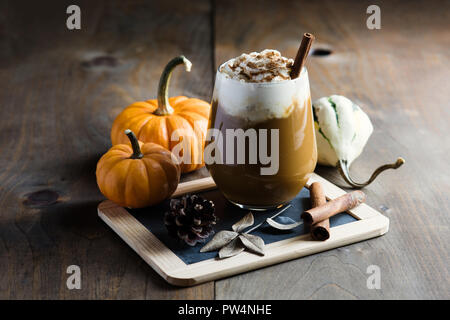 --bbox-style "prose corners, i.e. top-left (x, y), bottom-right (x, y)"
top-left (154, 55), bottom-right (192, 116)
top-left (338, 157), bottom-right (405, 188)
top-left (125, 129), bottom-right (143, 159)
